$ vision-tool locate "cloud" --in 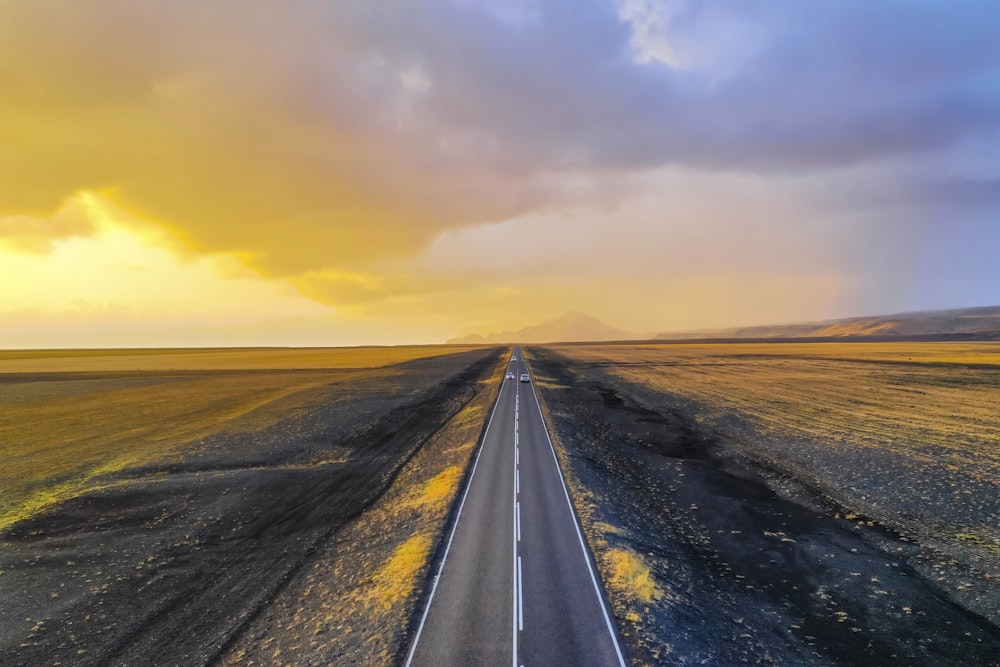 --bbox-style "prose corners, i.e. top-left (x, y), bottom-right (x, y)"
top-left (1, 0), bottom-right (998, 342)
top-left (341, 0), bottom-right (1000, 174)
top-left (0, 195), bottom-right (98, 253)
top-left (0, 1), bottom-right (553, 276)
top-left (0, 195), bottom-right (328, 329)
top-left (618, 0), bottom-right (767, 78)
top-left (6, 1), bottom-right (997, 268)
